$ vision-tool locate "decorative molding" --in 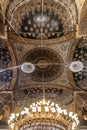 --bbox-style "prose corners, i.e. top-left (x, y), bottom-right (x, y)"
top-left (8, 32), bottom-right (76, 45)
